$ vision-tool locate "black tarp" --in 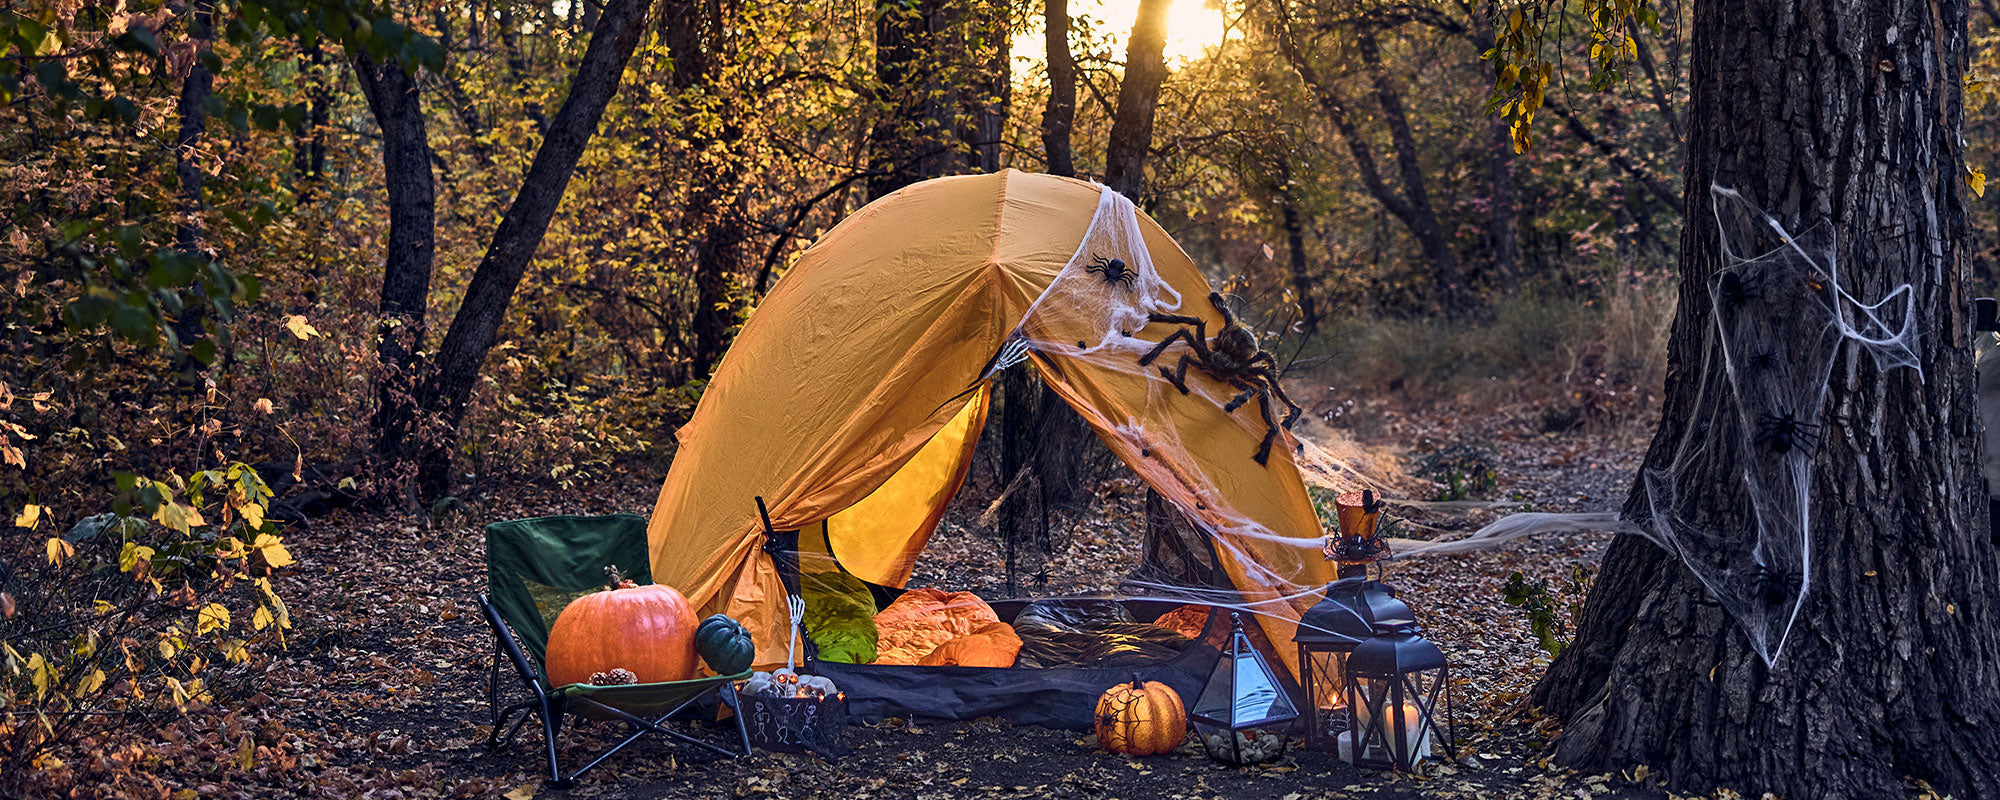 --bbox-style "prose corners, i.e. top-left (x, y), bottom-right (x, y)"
top-left (811, 600), bottom-right (1222, 729)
